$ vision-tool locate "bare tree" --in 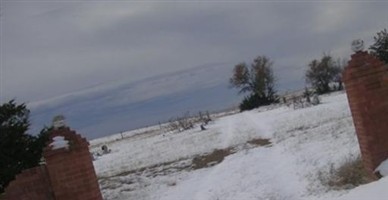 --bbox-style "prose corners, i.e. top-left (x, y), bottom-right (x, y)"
top-left (167, 112), bottom-right (195, 133)
top-left (230, 55), bottom-right (278, 110)
top-left (305, 54), bottom-right (342, 94)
